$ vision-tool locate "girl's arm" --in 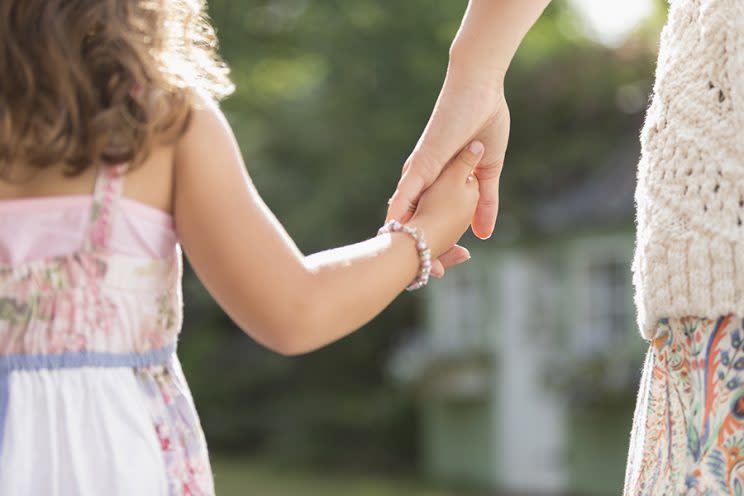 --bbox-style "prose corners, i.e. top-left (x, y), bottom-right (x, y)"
top-left (173, 97), bottom-right (480, 356)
